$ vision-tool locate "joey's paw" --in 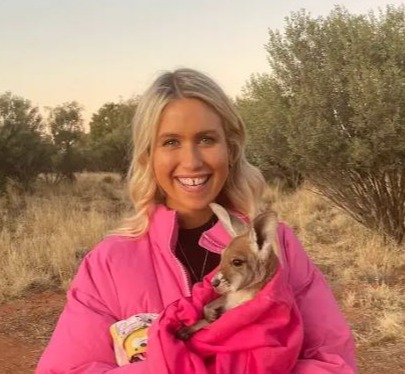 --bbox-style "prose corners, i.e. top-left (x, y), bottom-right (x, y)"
top-left (203, 306), bottom-right (222, 322)
top-left (175, 326), bottom-right (192, 341)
